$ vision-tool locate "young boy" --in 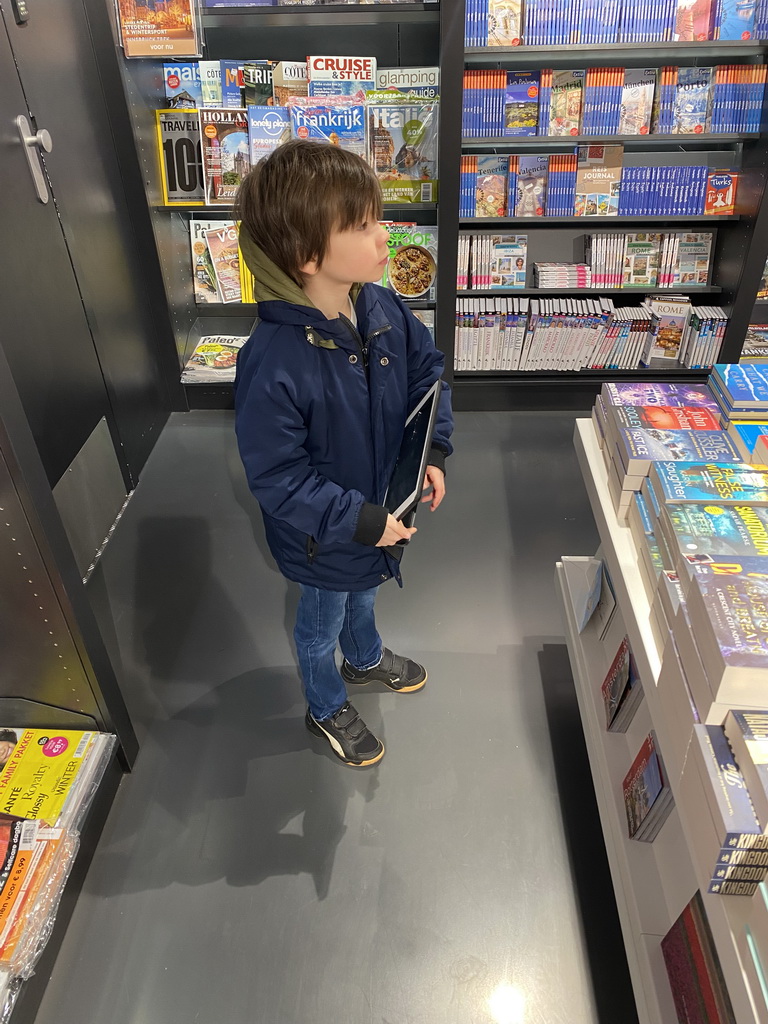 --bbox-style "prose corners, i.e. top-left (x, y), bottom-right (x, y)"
top-left (233, 140), bottom-right (453, 767)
